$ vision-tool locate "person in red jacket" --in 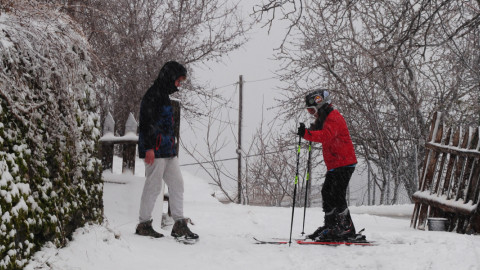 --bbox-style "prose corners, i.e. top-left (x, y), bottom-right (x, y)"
top-left (297, 89), bottom-right (358, 241)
